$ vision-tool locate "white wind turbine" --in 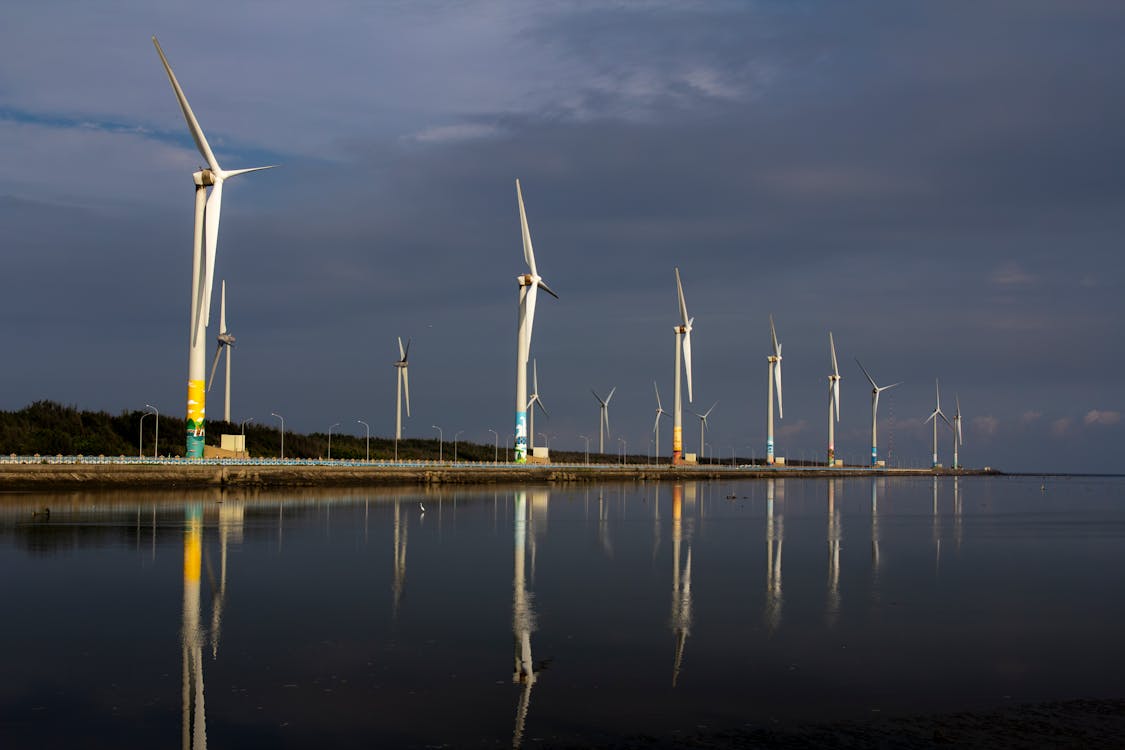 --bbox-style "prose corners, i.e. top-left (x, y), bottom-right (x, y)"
top-left (856, 359), bottom-right (901, 467)
top-left (952, 396), bottom-right (964, 469)
top-left (514, 180), bottom-right (558, 463)
top-left (652, 382), bottom-right (670, 462)
top-left (207, 280), bottom-right (235, 423)
top-left (591, 387), bottom-right (616, 456)
top-left (924, 379), bottom-right (953, 469)
top-left (671, 268), bottom-right (694, 464)
top-left (154, 37), bottom-right (275, 458)
top-left (691, 402), bottom-right (717, 460)
top-left (766, 315), bottom-right (783, 465)
top-left (527, 359), bottom-right (548, 453)
top-left (826, 332), bottom-right (841, 466)
top-left (394, 337), bottom-right (411, 441)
